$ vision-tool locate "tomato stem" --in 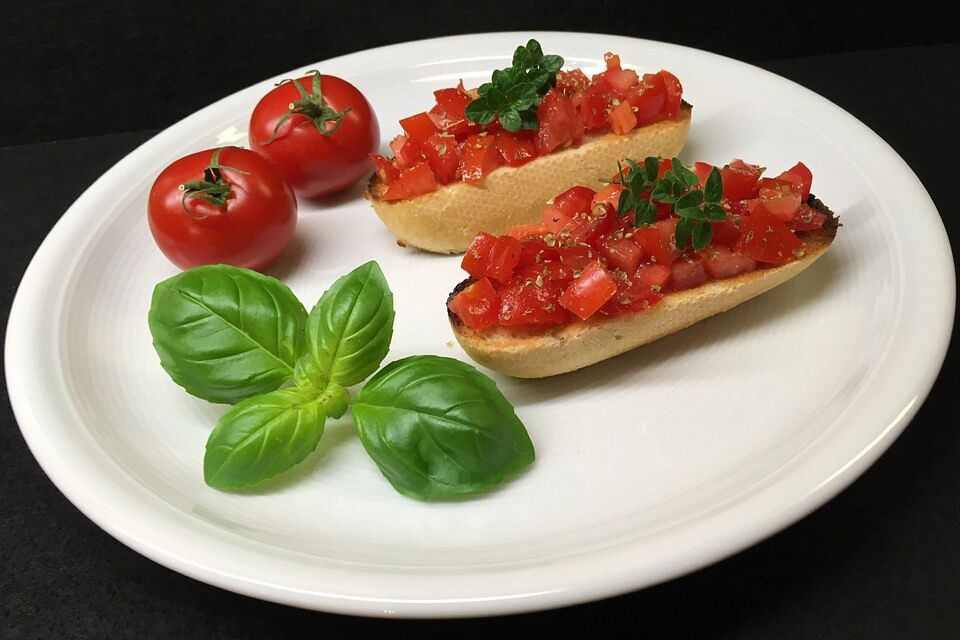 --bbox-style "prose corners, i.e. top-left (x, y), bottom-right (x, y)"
top-left (260, 70), bottom-right (351, 145)
top-left (179, 147), bottom-right (250, 217)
